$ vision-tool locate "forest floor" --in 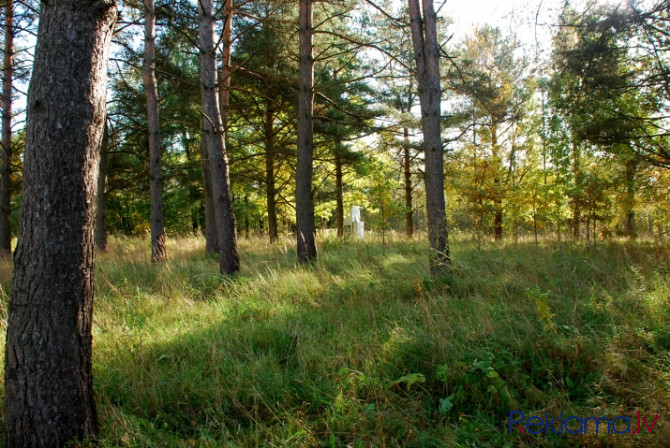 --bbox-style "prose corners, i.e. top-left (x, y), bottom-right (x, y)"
top-left (0, 234), bottom-right (669, 447)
